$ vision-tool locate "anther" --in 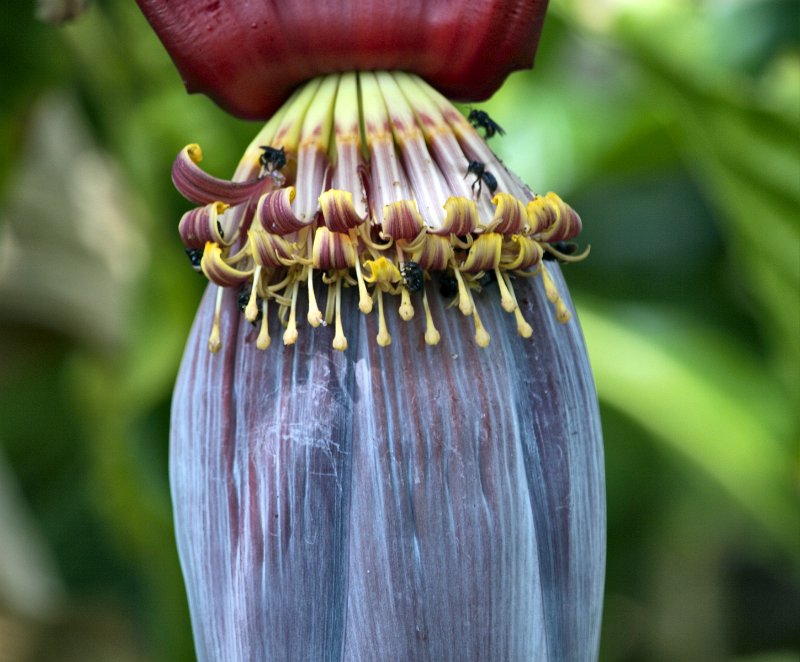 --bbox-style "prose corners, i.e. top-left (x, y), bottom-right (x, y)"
top-left (555, 300), bottom-right (571, 324)
top-left (353, 257), bottom-right (373, 314)
top-left (208, 286), bottom-right (224, 353)
top-left (504, 275), bottom-right (533, 338)
top-left (514, 307), bottom-right (534, 337)
top-left (245, 266), bottom-right (262, 322)
top-left (256, 299), bottom-right (271, 349)
top-left (469, 290), bottom-right (491, 347)
top-left (283, 280), bottom-right (299, 345)
top-left (422, 287), bottom-right (441, 346)
top-left (332, 279), bottom-right (348, 351)
top-left (540, 264), bottom-right (560, 304)
top-left (376, 289), bottom-right (392, 346)
top-left (495, 267), bottom-right (517, 312)
top-left (453, 269), bottom-right (473, 316)
top-left (398, 287), bottom-right (414, 321)
top-left (307, 266), bottom-right (323, 327)
top-left (540, 265), bottom-right (572, 324)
